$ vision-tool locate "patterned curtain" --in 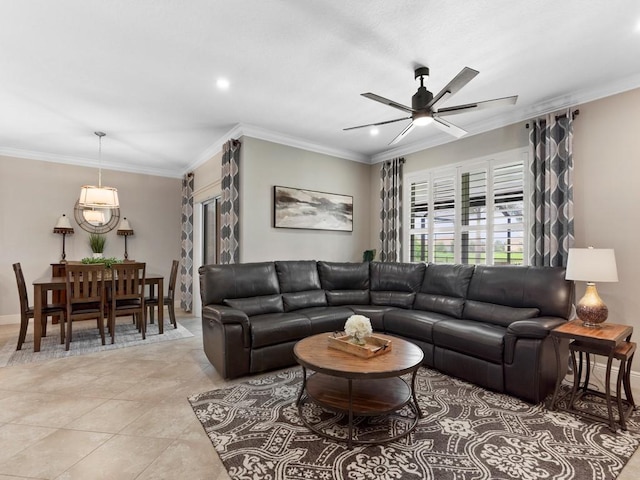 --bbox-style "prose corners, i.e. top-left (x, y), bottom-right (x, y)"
top-left (379, 157), bottom-right (404, 262)
top-left (180, 173), bottom-right (194, 311)
top-left (220, 139), bottom-right (241, 264)
top-left (529, 110), bottom-right (575, 267)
